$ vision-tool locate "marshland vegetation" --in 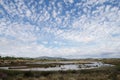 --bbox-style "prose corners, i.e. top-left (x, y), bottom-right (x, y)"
top-left (0, 57), bottom-right (120, 80)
